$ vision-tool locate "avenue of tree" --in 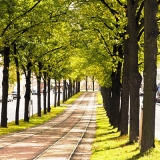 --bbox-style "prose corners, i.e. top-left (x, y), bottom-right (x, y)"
top-left (0, 0), bottom-right (159, 154)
